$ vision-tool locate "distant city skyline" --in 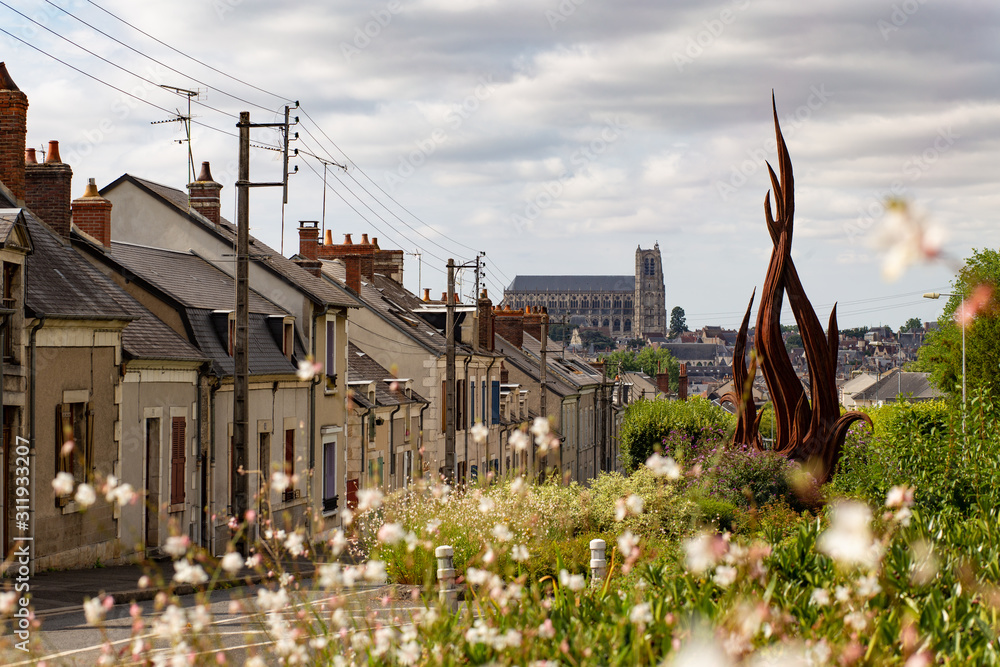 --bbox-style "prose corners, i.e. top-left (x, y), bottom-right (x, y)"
top-left (5, 0), bottom-right (993, 330)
